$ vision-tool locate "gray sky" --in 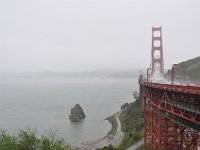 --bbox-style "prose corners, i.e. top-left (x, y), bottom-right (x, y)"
top-left (0, 0), bottom-right (200, 72)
